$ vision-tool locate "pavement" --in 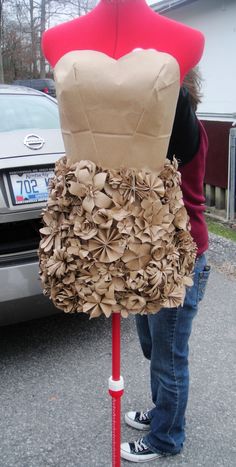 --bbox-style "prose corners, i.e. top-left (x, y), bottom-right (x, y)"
top-left (0, 233), bottom-right (235, 467)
